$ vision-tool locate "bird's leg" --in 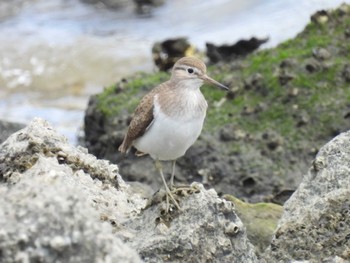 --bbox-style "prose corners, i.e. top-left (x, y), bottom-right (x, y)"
top-left (169, 159), bottom-right (191, 191)
top-left (155, 159), bottom-right (181, 211)
top-left (170, 160), bottom-right (176, 189)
